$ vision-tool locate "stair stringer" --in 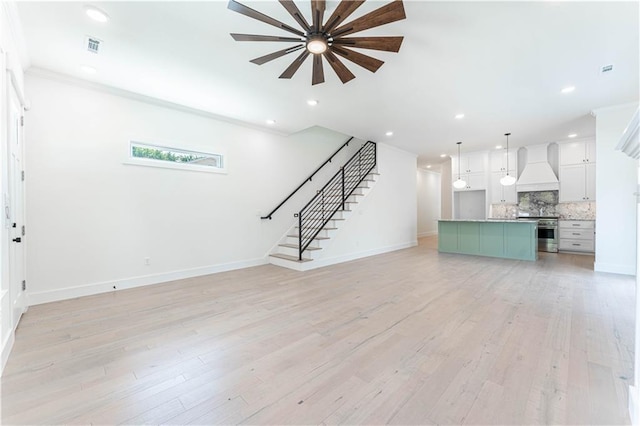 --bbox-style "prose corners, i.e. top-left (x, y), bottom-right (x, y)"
top-left (268, 171), bottom-right (379, 271)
